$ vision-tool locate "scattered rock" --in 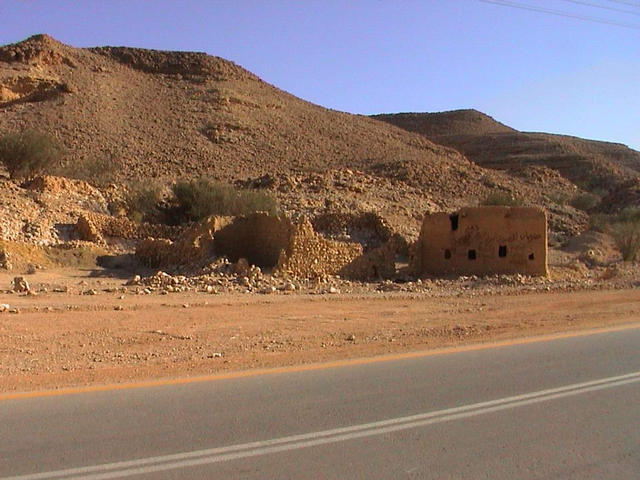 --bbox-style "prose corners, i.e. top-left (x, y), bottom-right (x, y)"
top-left (12, 276), bottom-right (29, 293)
top-left (126, 275), bottom-right (142, 286)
